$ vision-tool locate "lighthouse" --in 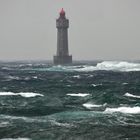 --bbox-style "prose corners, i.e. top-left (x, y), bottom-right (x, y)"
top-left (53, 8), bottom-right (72, 64)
